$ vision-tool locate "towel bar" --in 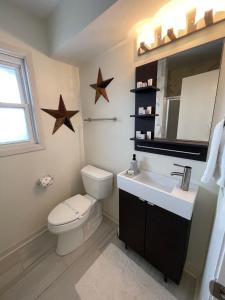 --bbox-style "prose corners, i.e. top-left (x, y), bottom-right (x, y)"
top-left (84, 117), bottom-right (117, 122)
